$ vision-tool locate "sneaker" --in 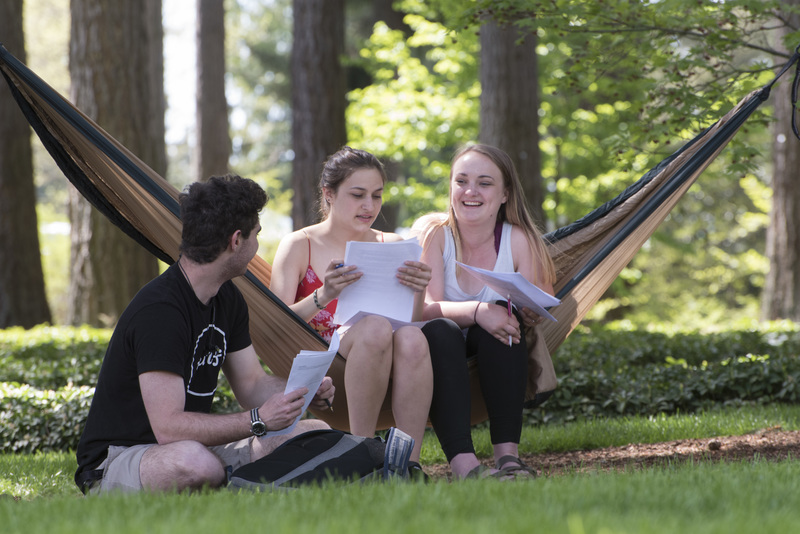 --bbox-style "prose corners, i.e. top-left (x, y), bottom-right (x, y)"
top-left (383, 427), bottom-right (414, 479)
